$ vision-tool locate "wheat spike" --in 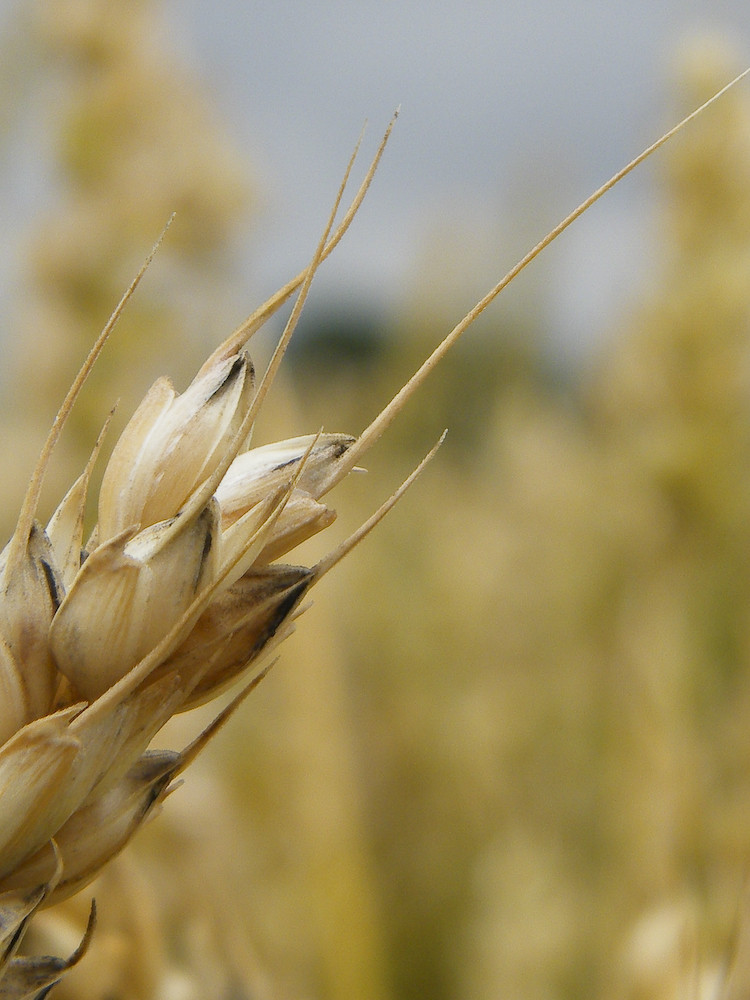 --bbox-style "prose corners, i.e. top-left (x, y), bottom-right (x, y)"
top-left (0, 71), bottom-right (747, 996)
